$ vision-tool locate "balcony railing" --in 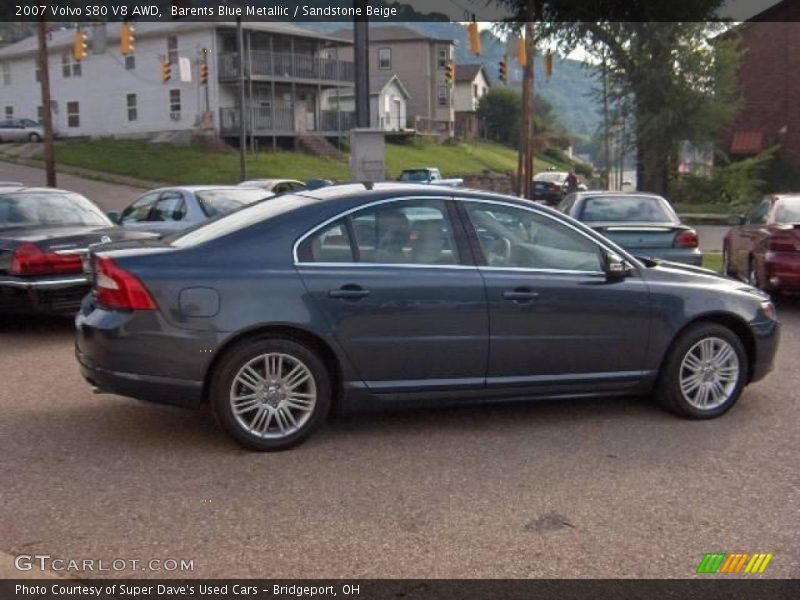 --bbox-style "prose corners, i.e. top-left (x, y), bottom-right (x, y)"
top-left (220, 107), bottom-right (355, 134)
top-left (218, 51), bottom-right (355, 83)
